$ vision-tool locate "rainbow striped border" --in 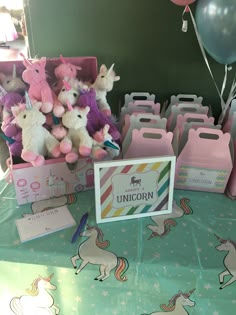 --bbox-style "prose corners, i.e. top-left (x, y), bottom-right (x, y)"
top-left (94, 156), bottom-right (176, 223)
